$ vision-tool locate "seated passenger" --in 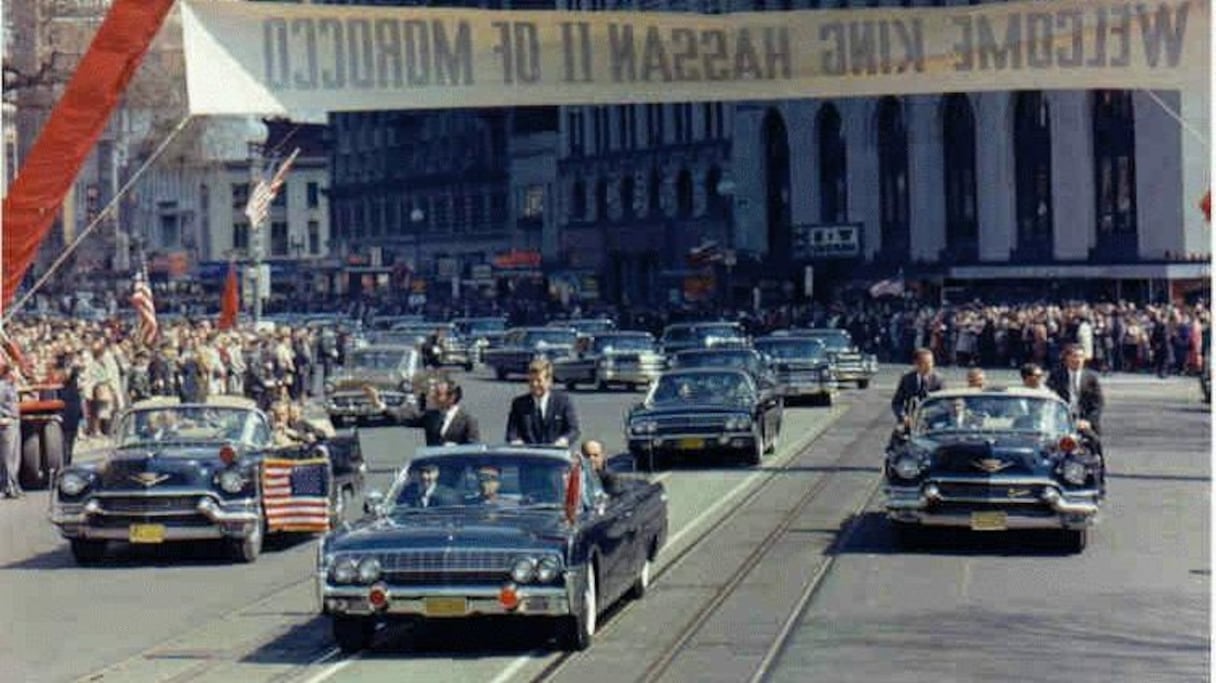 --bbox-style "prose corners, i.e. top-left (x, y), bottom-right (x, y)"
top-left (399, 463), bottom-right (459, 509)
top-left (466, 464), bottom-right (505, 505)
